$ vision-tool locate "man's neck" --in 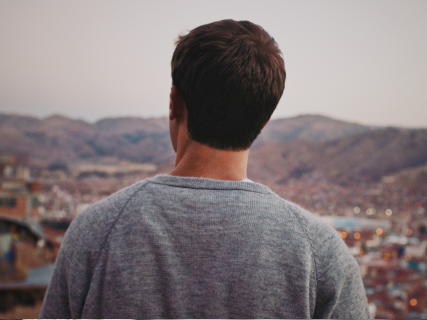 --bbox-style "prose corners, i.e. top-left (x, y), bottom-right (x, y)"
top-left (169, 140), bottom-right (249, 181)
